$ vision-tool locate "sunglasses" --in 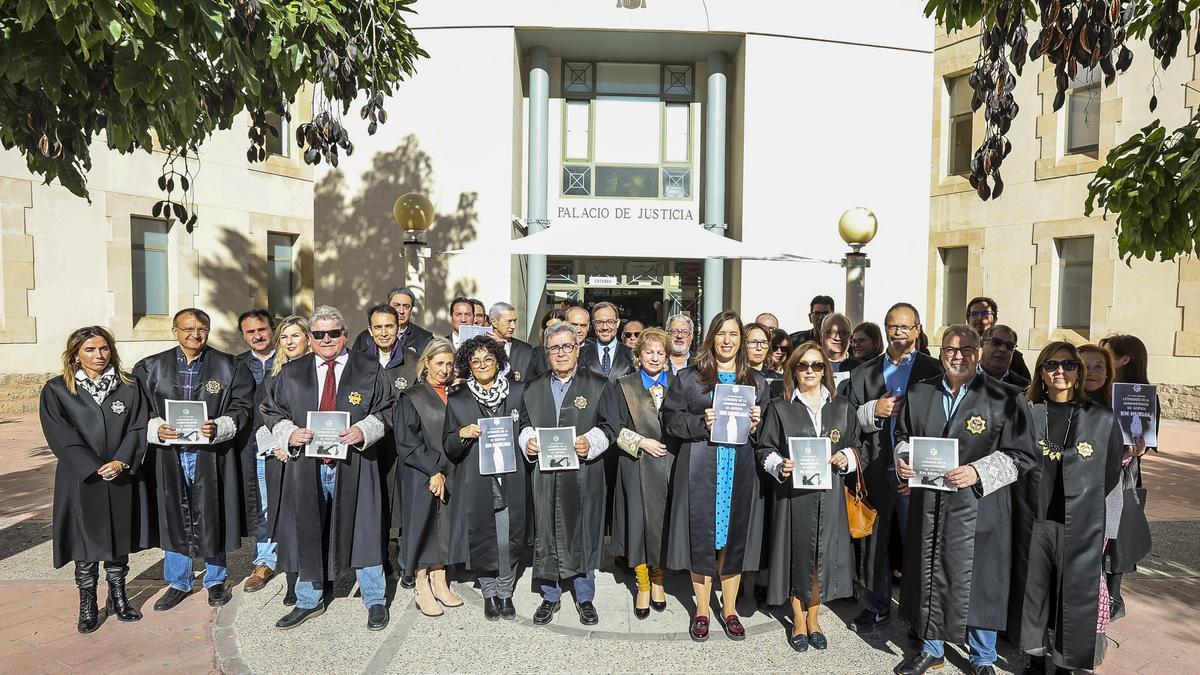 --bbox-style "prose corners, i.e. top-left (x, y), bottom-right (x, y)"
top-left (623, 332), bottom-right (641, 339)
top-left (311, 329), bottom-right (345, 340)
top-left (988, 336), bottom-right (1017, 351)
top-left (1041, 360), bottom-right (1079, 373)
top-left (794, 361), bottom-right (826, 373)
